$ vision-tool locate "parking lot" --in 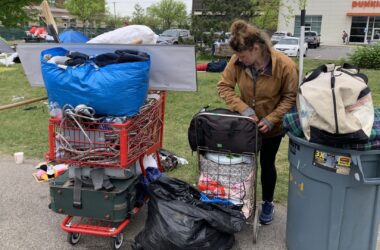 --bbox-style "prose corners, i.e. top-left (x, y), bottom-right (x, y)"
top-left (305, 44), bottom-right (355, 60)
